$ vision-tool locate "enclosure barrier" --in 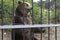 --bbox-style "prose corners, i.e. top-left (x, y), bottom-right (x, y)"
top-left (0, 24), bottom-right (60, 29)
top-left (0, 0), bottom-right (59, 40)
